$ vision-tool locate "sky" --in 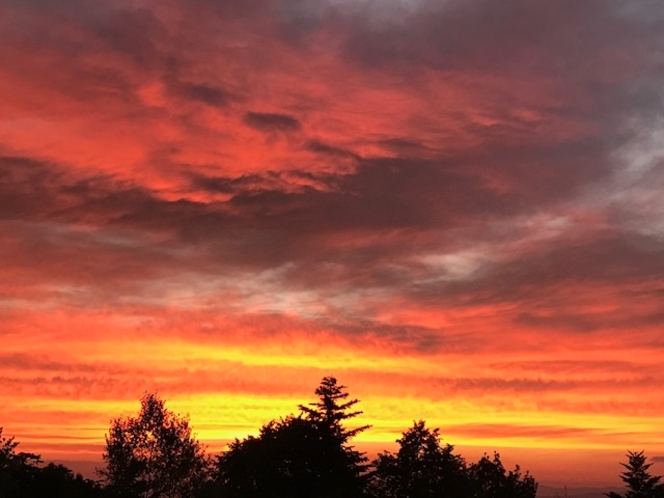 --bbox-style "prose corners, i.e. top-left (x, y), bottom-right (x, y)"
top-left (1, 0), bottom-right (664, 488)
